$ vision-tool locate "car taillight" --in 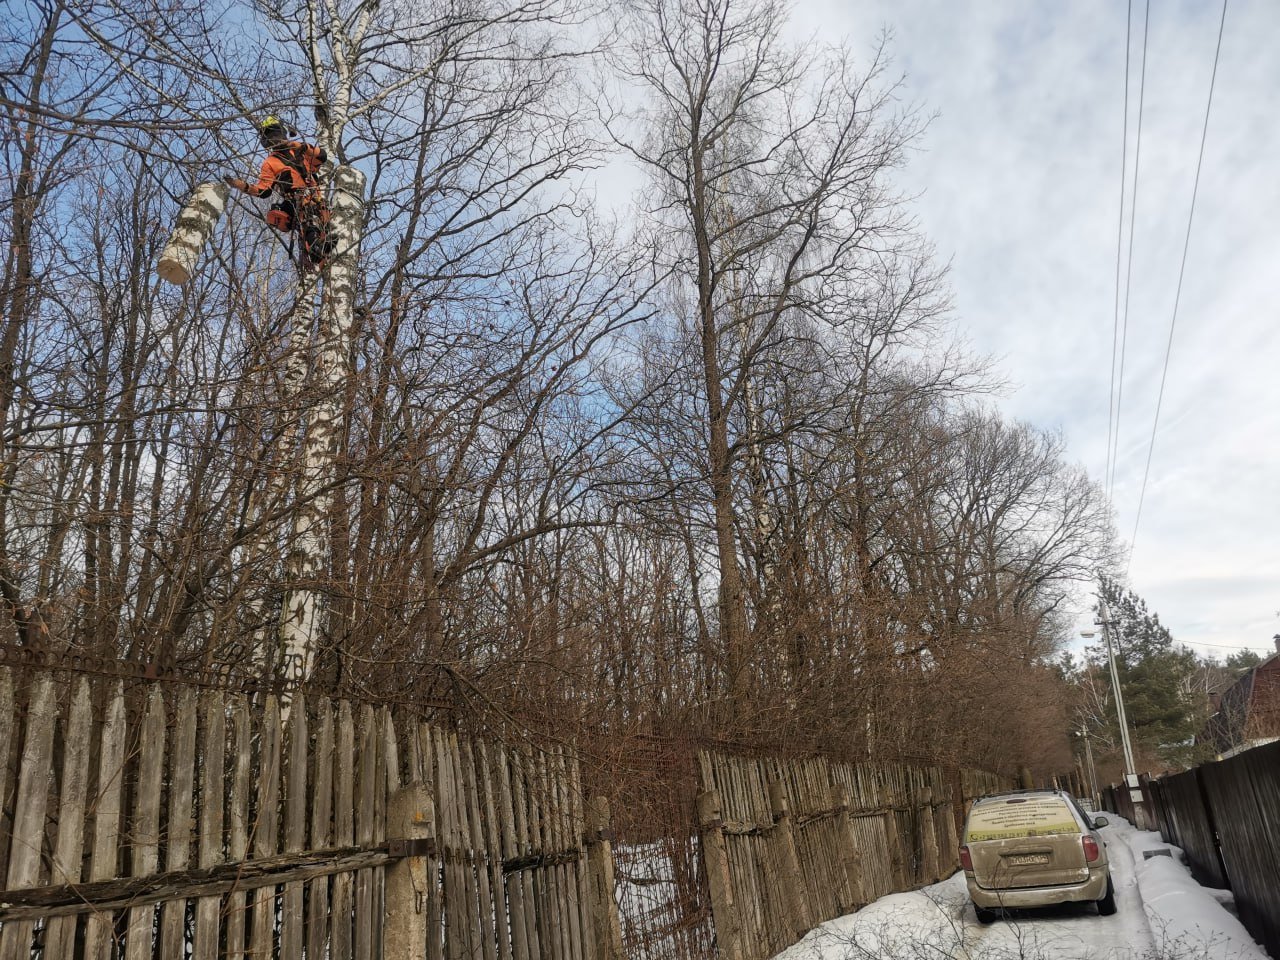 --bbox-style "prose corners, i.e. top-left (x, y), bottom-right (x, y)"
top-left (1082, 835), bottom-right (1100, 863)
top-left (960, 844), bottom-right (974, 871)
